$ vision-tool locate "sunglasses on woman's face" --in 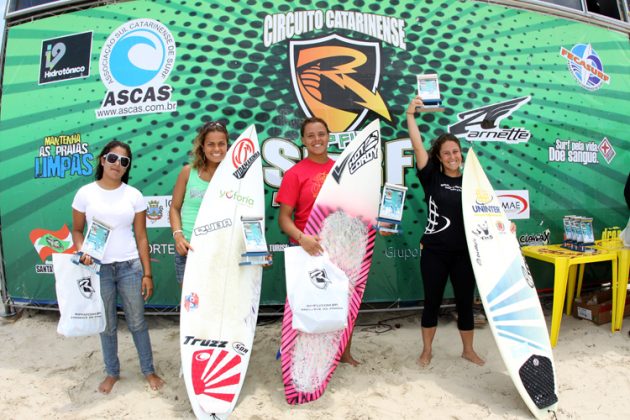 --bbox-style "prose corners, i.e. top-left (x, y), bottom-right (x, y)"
top-left (103, 152), bottom-right (130, 168)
